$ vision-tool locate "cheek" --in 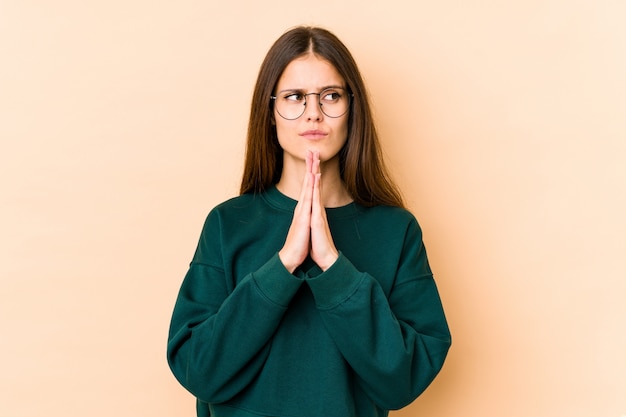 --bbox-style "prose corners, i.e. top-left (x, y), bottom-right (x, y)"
top-left (274, 120), bottom-right (294, 149)
top-left (336, 120), bottom-right (349, 145)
